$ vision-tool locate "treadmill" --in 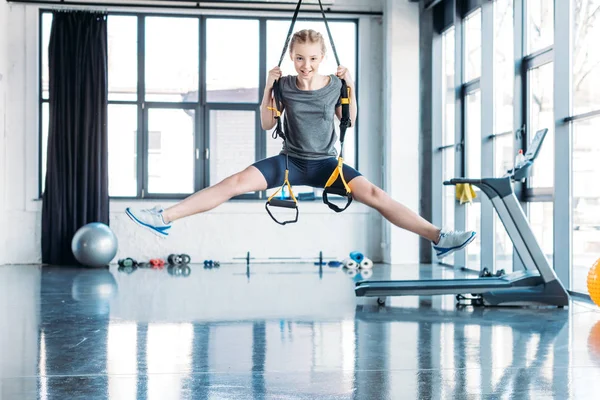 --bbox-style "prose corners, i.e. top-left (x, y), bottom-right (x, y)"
top-left (355, 128), bottom-right (570, 307)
